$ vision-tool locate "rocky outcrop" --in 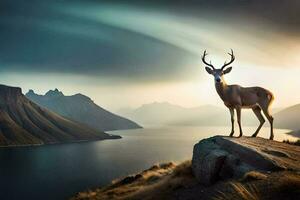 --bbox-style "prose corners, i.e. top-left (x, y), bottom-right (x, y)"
top-left (0, 84), bottom-right (120, 146)
top-left (192, 136), bottom-right (300, 185)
